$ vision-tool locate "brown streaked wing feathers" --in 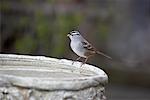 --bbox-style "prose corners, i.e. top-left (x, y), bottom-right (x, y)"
top-left (82, 41), bottom-right (96, 56)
